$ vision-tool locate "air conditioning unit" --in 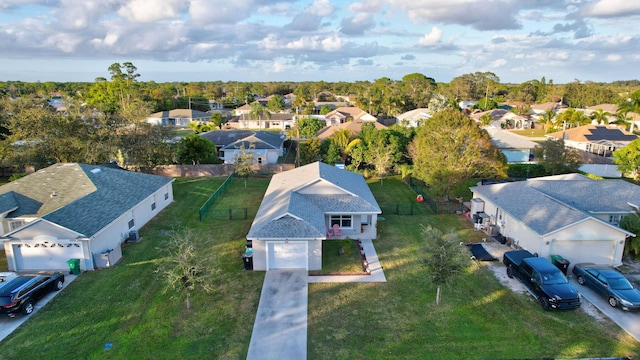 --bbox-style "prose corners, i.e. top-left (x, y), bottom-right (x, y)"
top-left (128, 229), bottom-right (140, 242)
